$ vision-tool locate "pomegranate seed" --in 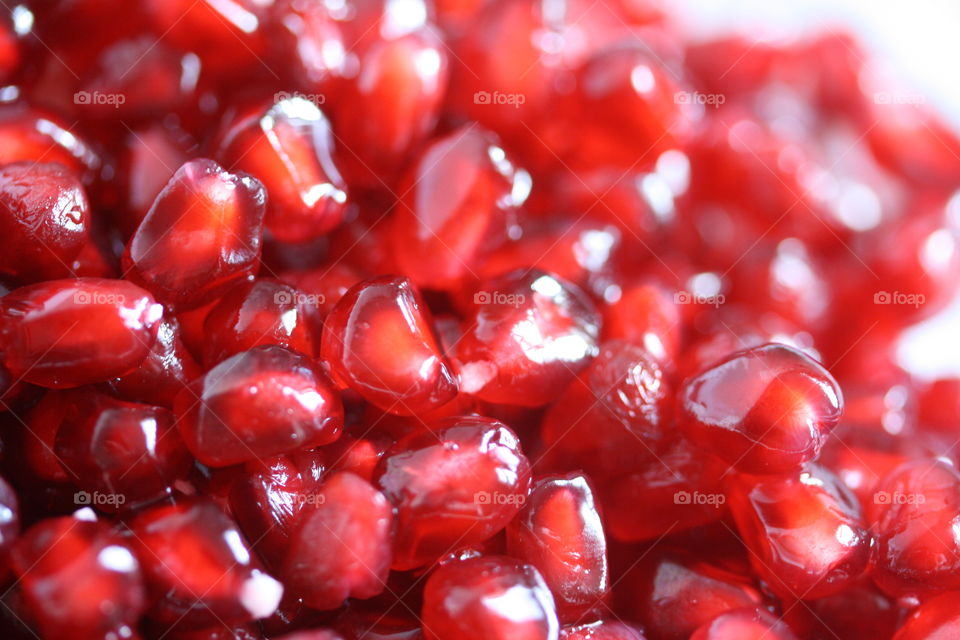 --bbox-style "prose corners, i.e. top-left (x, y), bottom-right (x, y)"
top-left (560, 621), bottom-right (647, 640)
top-left (330, 7), bottom-right (449, 188)
top-left (375, 416), bottom-right (531, 570)
top-left (540, 340), bottom-right (670, 480)
top-left (10, 514), bottom-right (145, 640)
top-left (201, 278), bottom-right (322, 366)
top-left (0, 278), bottom-right (163, 388)
top-left (690, 608), bottom-right (798, 640)
top-left (116, 124), bottom-right (192, 233)
top-left (603, 283), bottom-right (682, 366)
top-left (783, 578), bottom-right (897, 640)
top-left (75, 36), bottom-right (198, 122)
top-left (129, 499), bottom-right (283, 626)
top-left (283, 472), bottom-right (393, 610)
top-left (677, 343), bottom-right (843, 473)
top-left (174, 345), bottom-right (342, 467)
top-left (569, 45), bottom-right (696, 170)
top-left (216, 97), bottom-right (348, 243)
top-left (54, 391), bottom-right (191, 511)
top-left (109, 316), bottom-right (202, 407)
top-left (506, 474), bottom-right (609, 622)
top-left (321, 276), bottom-right (458, 415)
top-left (869, 459), bottom-right (960, 597)
top-left (0, 104), bottom-right (101, 184)
top-left (457, 269), bottom-right (601, 407)
top-left (727, 463), bottom-right (870, 600)
top-left (422, 555), bottom-right (559, 640)
top-left (891, 591), bottom-right (960, 640)
top-left (122, 158), bottom-right (266, 310)
top-left (144, 0), bottom-right (270, 72)
top-left (597, 440), bottom-right (728, 542)
top-left (619, 552), bottom-right (764, 640)
top-left (392, 126), bottom-right (529, 291)
top-left (0, 162), bottom-right (90, 282)
top-left (230, 450), bottom-right (326, 570)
